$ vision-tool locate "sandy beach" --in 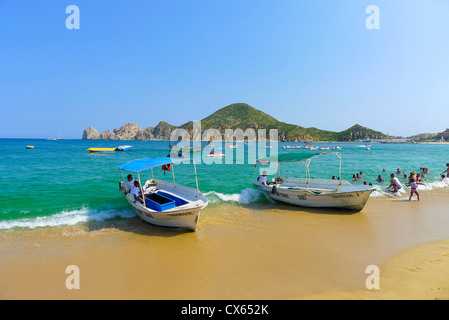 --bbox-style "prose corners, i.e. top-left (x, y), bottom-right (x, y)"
top-left (1, 189), bottom-right (448, 300)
